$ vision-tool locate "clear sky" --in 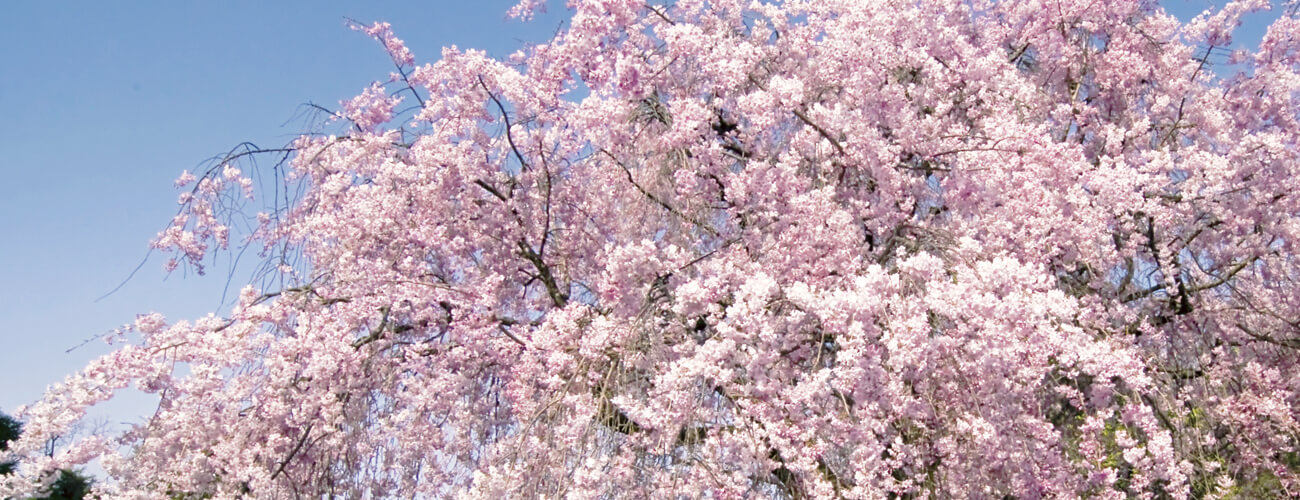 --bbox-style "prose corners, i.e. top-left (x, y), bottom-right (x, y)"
top-left (0, 0), bottom-right (1276, 431)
